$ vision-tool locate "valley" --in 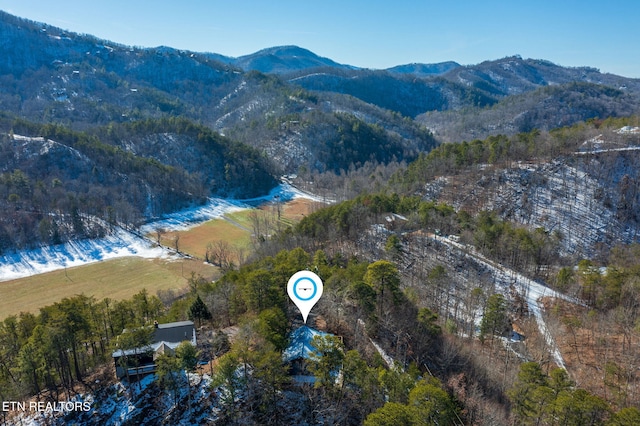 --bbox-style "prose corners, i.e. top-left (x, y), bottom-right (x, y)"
top-left (0, 182), bottom-right (325, 318)
top-left (2, 9), bottom-right (640, 426)
top-left (0, 257), bottom-right (212, 320)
